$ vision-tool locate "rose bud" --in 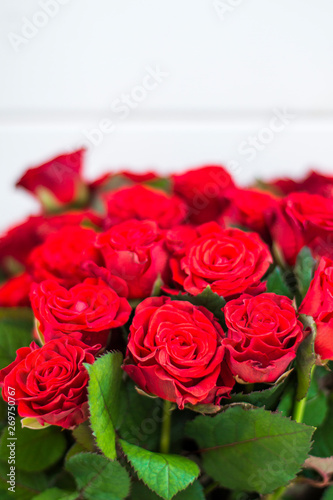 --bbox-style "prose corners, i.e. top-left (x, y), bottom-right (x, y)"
top-left (30, 278), bottom-right (131, 347)
top-left (224, 293), bottom-right (304, 384)
top-left (0, 337), bottom-right (96, 429)
top-left (16, 149), bottom-right (89, 211)
top-left (96, 219), bottom-right (169, 299)
top-left (171, 222), bottom-right (272, 299)
top-left (123, 296), bottom-right (234, 409)
top-left (27, 226), bottom-right (103, 288)
top-left (172, 165), bottom-right (234, 224)
top-left (299, 257), bottom-right (333, 360)
top-left (102, 184), bottom-right (188, 229)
